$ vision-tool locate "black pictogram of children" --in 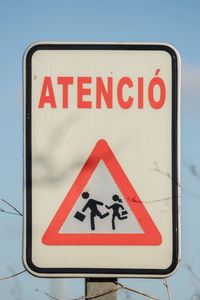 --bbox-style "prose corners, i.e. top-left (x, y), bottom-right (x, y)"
top-left (105, 194), bottom-right (128, 230)
top-left (74, 192), bottom-right (128, 231)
